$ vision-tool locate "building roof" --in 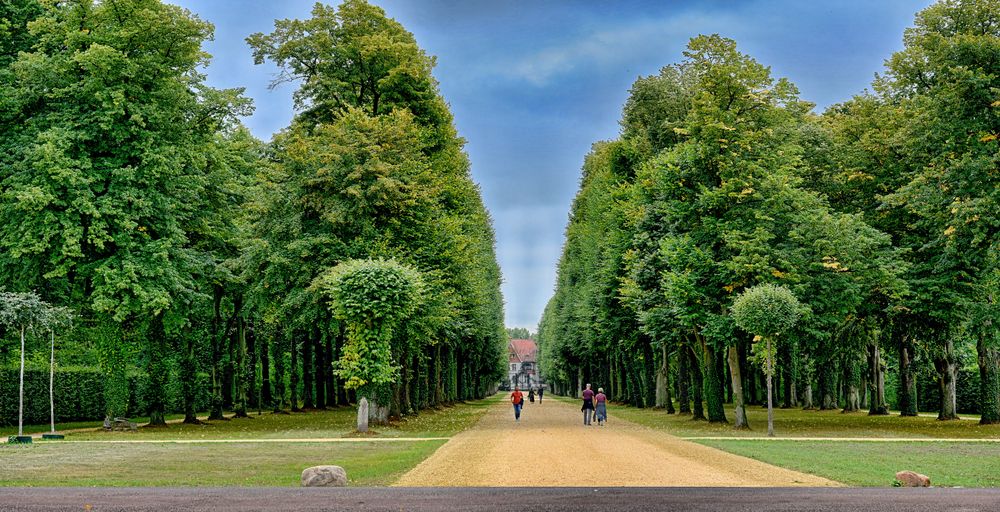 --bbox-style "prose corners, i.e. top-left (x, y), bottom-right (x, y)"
top-left (509, 339), bottom-right (537, 364)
